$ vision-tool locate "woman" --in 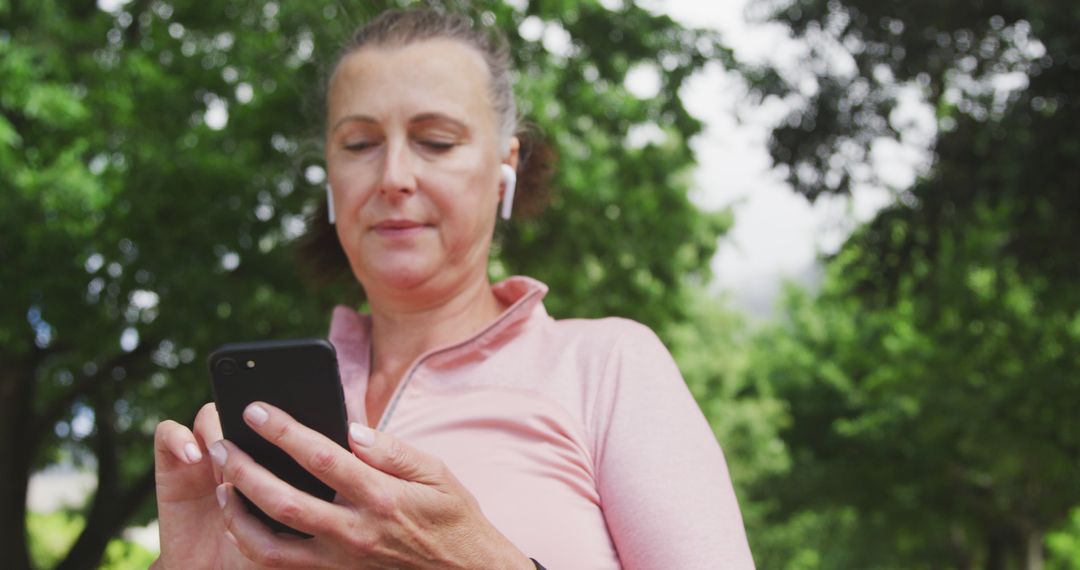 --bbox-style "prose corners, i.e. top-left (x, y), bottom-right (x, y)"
top-left (153, 9), bottom-right (753, 569)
